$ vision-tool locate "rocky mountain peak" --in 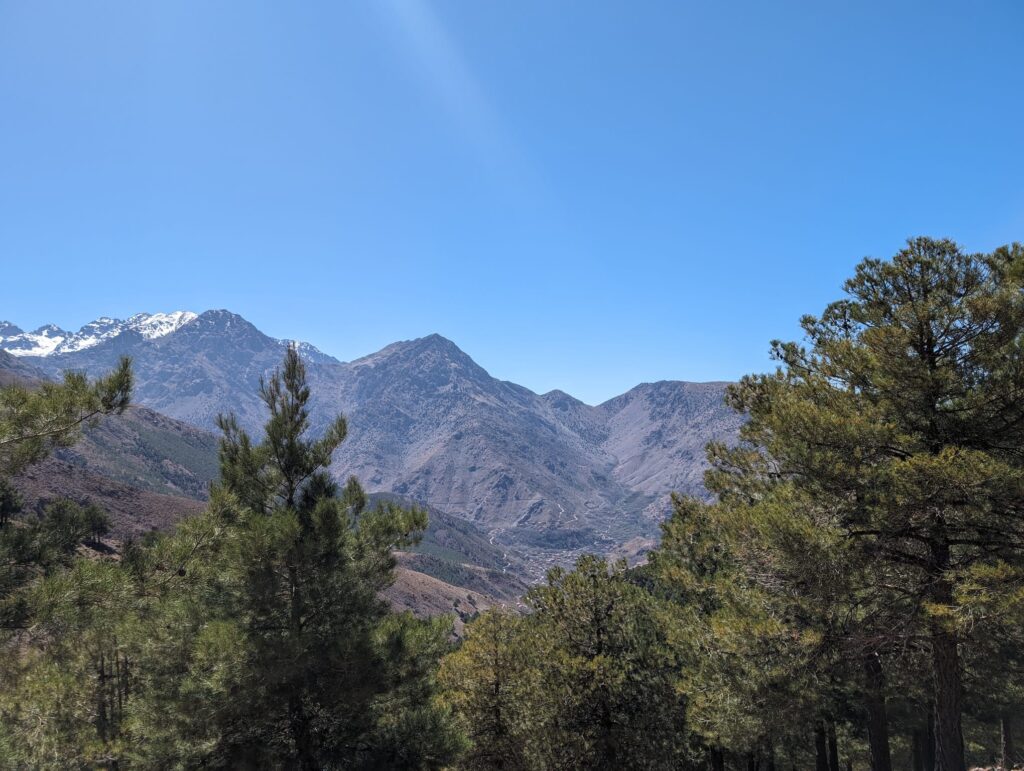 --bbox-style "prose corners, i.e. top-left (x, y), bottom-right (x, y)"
top-left (191, 309), bottom-right (250, 329)
top-left (0, 309), bottom-right (741, 571)
top-left (175, 310), bottom-right (280, 348)
top-left (542, 389), bottom-right (586, 410)
top-left (352, 334), bottom-right (480, 375)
